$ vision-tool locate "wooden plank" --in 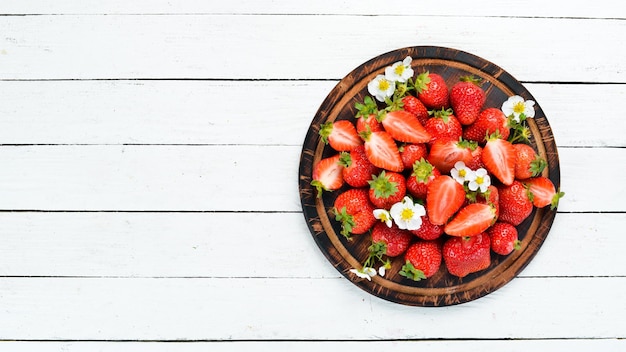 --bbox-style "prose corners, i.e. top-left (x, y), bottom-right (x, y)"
top-left (0, 81), bottom-right (622, 147)
top-left (0, 277), bottom-right (623, 340)
top-left (0, 15), bottom-right (623, 82)
top-left (0, 212), bottom-right (622, 278)
top-left (0, 145), bottom-right (621, 212)
top-left (0, 0), bottom-right (623, 18)
top-left (0, 340), bottom-right (623, 352)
